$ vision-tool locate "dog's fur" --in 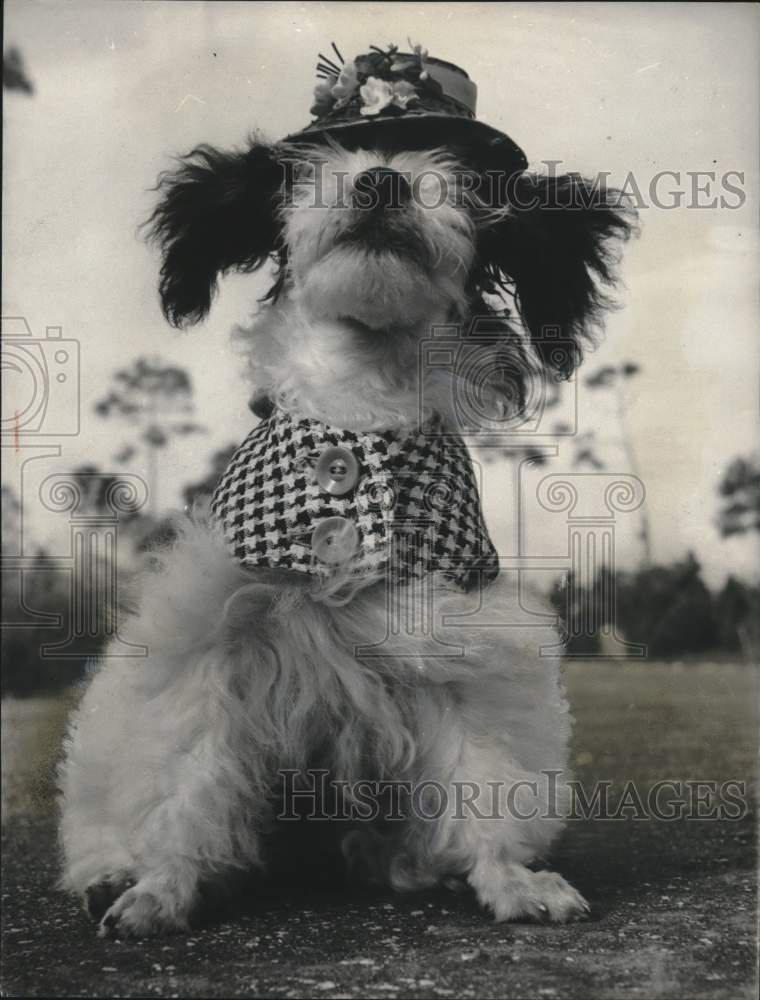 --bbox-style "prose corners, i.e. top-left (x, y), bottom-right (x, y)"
top-left (59, 136), bottom-right (633, 936)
